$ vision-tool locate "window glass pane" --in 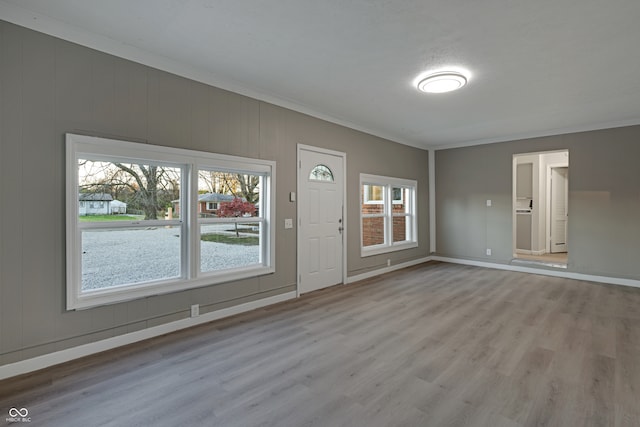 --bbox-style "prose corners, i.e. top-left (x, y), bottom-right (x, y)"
top-left (81, 226), bottom-right (182, 290)
top-left (309, 164), bottom-right (334, 181)
top-left (362, 217), bottom-right (385, 246)
top-left (392, 187), bottom-right (411, 211)
top-left (78, 160), bottom-right (181, 221)
top-left (197, 170), bottom-right (260, 218)
top-left (200, 223), bottom-right (261, 272)
top-left (392, 216), bottom-right (410, 243)
top-left (362, 185), bottom-right (385, 213)
top-left (392, 187), bottom-right (405, 205)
